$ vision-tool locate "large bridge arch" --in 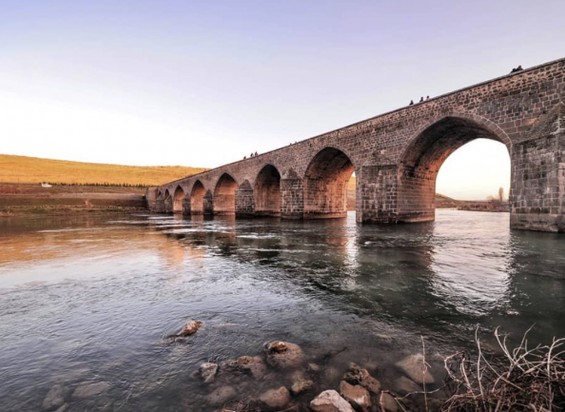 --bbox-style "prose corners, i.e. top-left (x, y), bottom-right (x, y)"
top-left (303, 147), bottom-right (355, 219)
top-left (397, 115), bottom-right (511, 222)
top-left (214, 173), bottom-right (238, 215)
top-left (254, 164), bottom-right (281, 217)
